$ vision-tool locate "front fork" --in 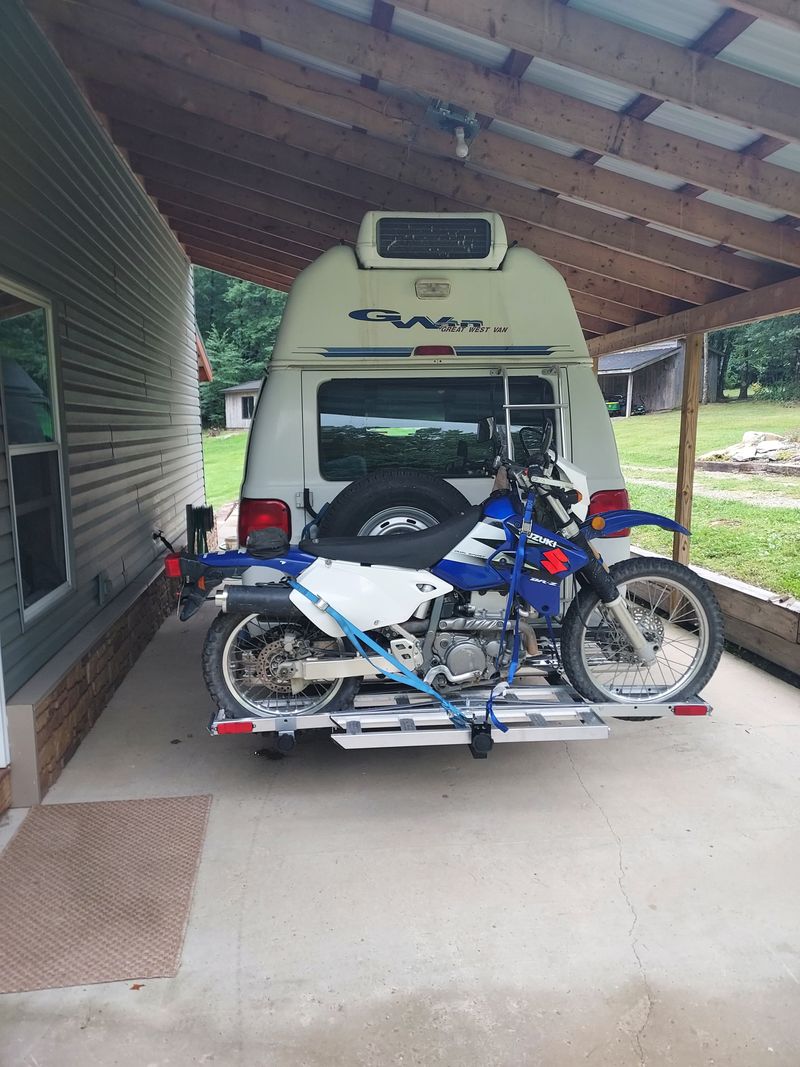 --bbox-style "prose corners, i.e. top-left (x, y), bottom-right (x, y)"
top-left (548, 496), bottom-right (657, 667)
